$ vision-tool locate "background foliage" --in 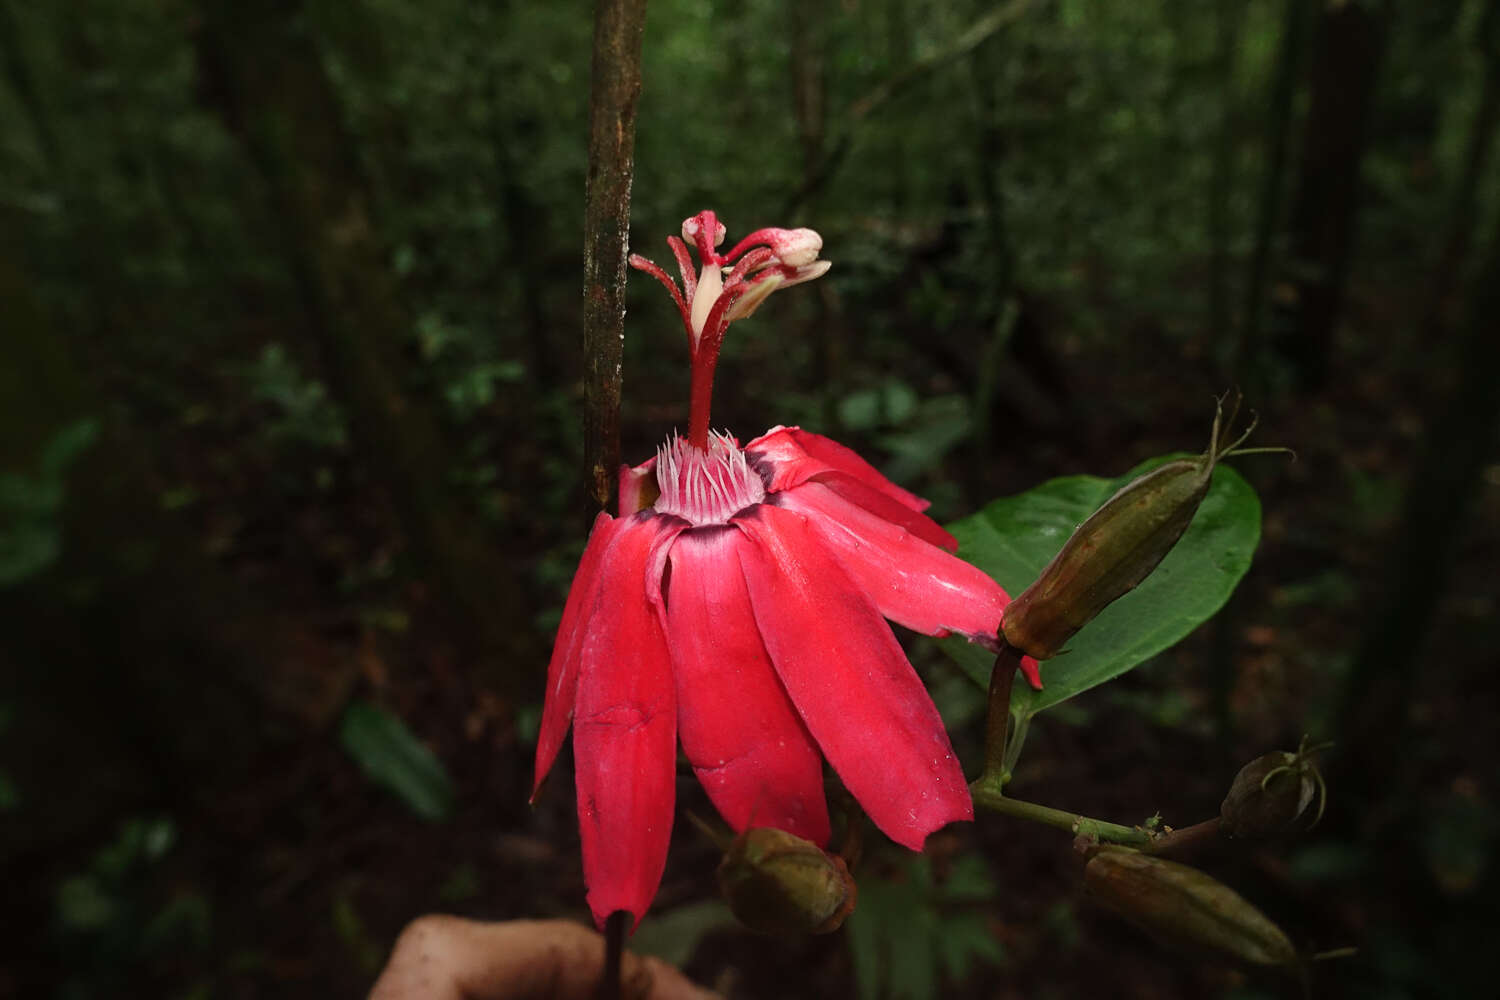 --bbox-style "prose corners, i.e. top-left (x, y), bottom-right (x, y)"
top-left (3, 0), bottom-right (1497, 997)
